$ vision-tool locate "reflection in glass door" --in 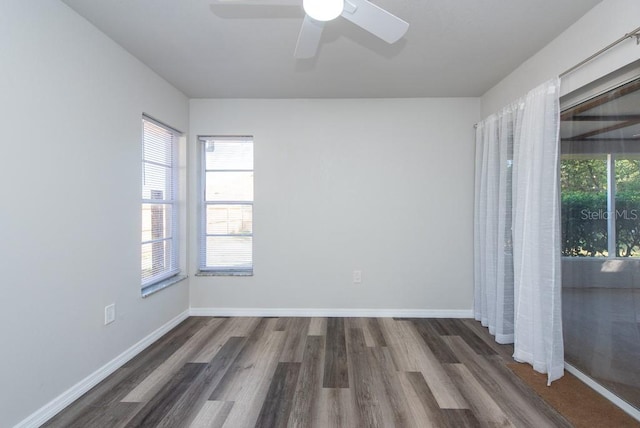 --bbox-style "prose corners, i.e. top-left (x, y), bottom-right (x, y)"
top-left (561, 78), bottom-right (640, 410)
